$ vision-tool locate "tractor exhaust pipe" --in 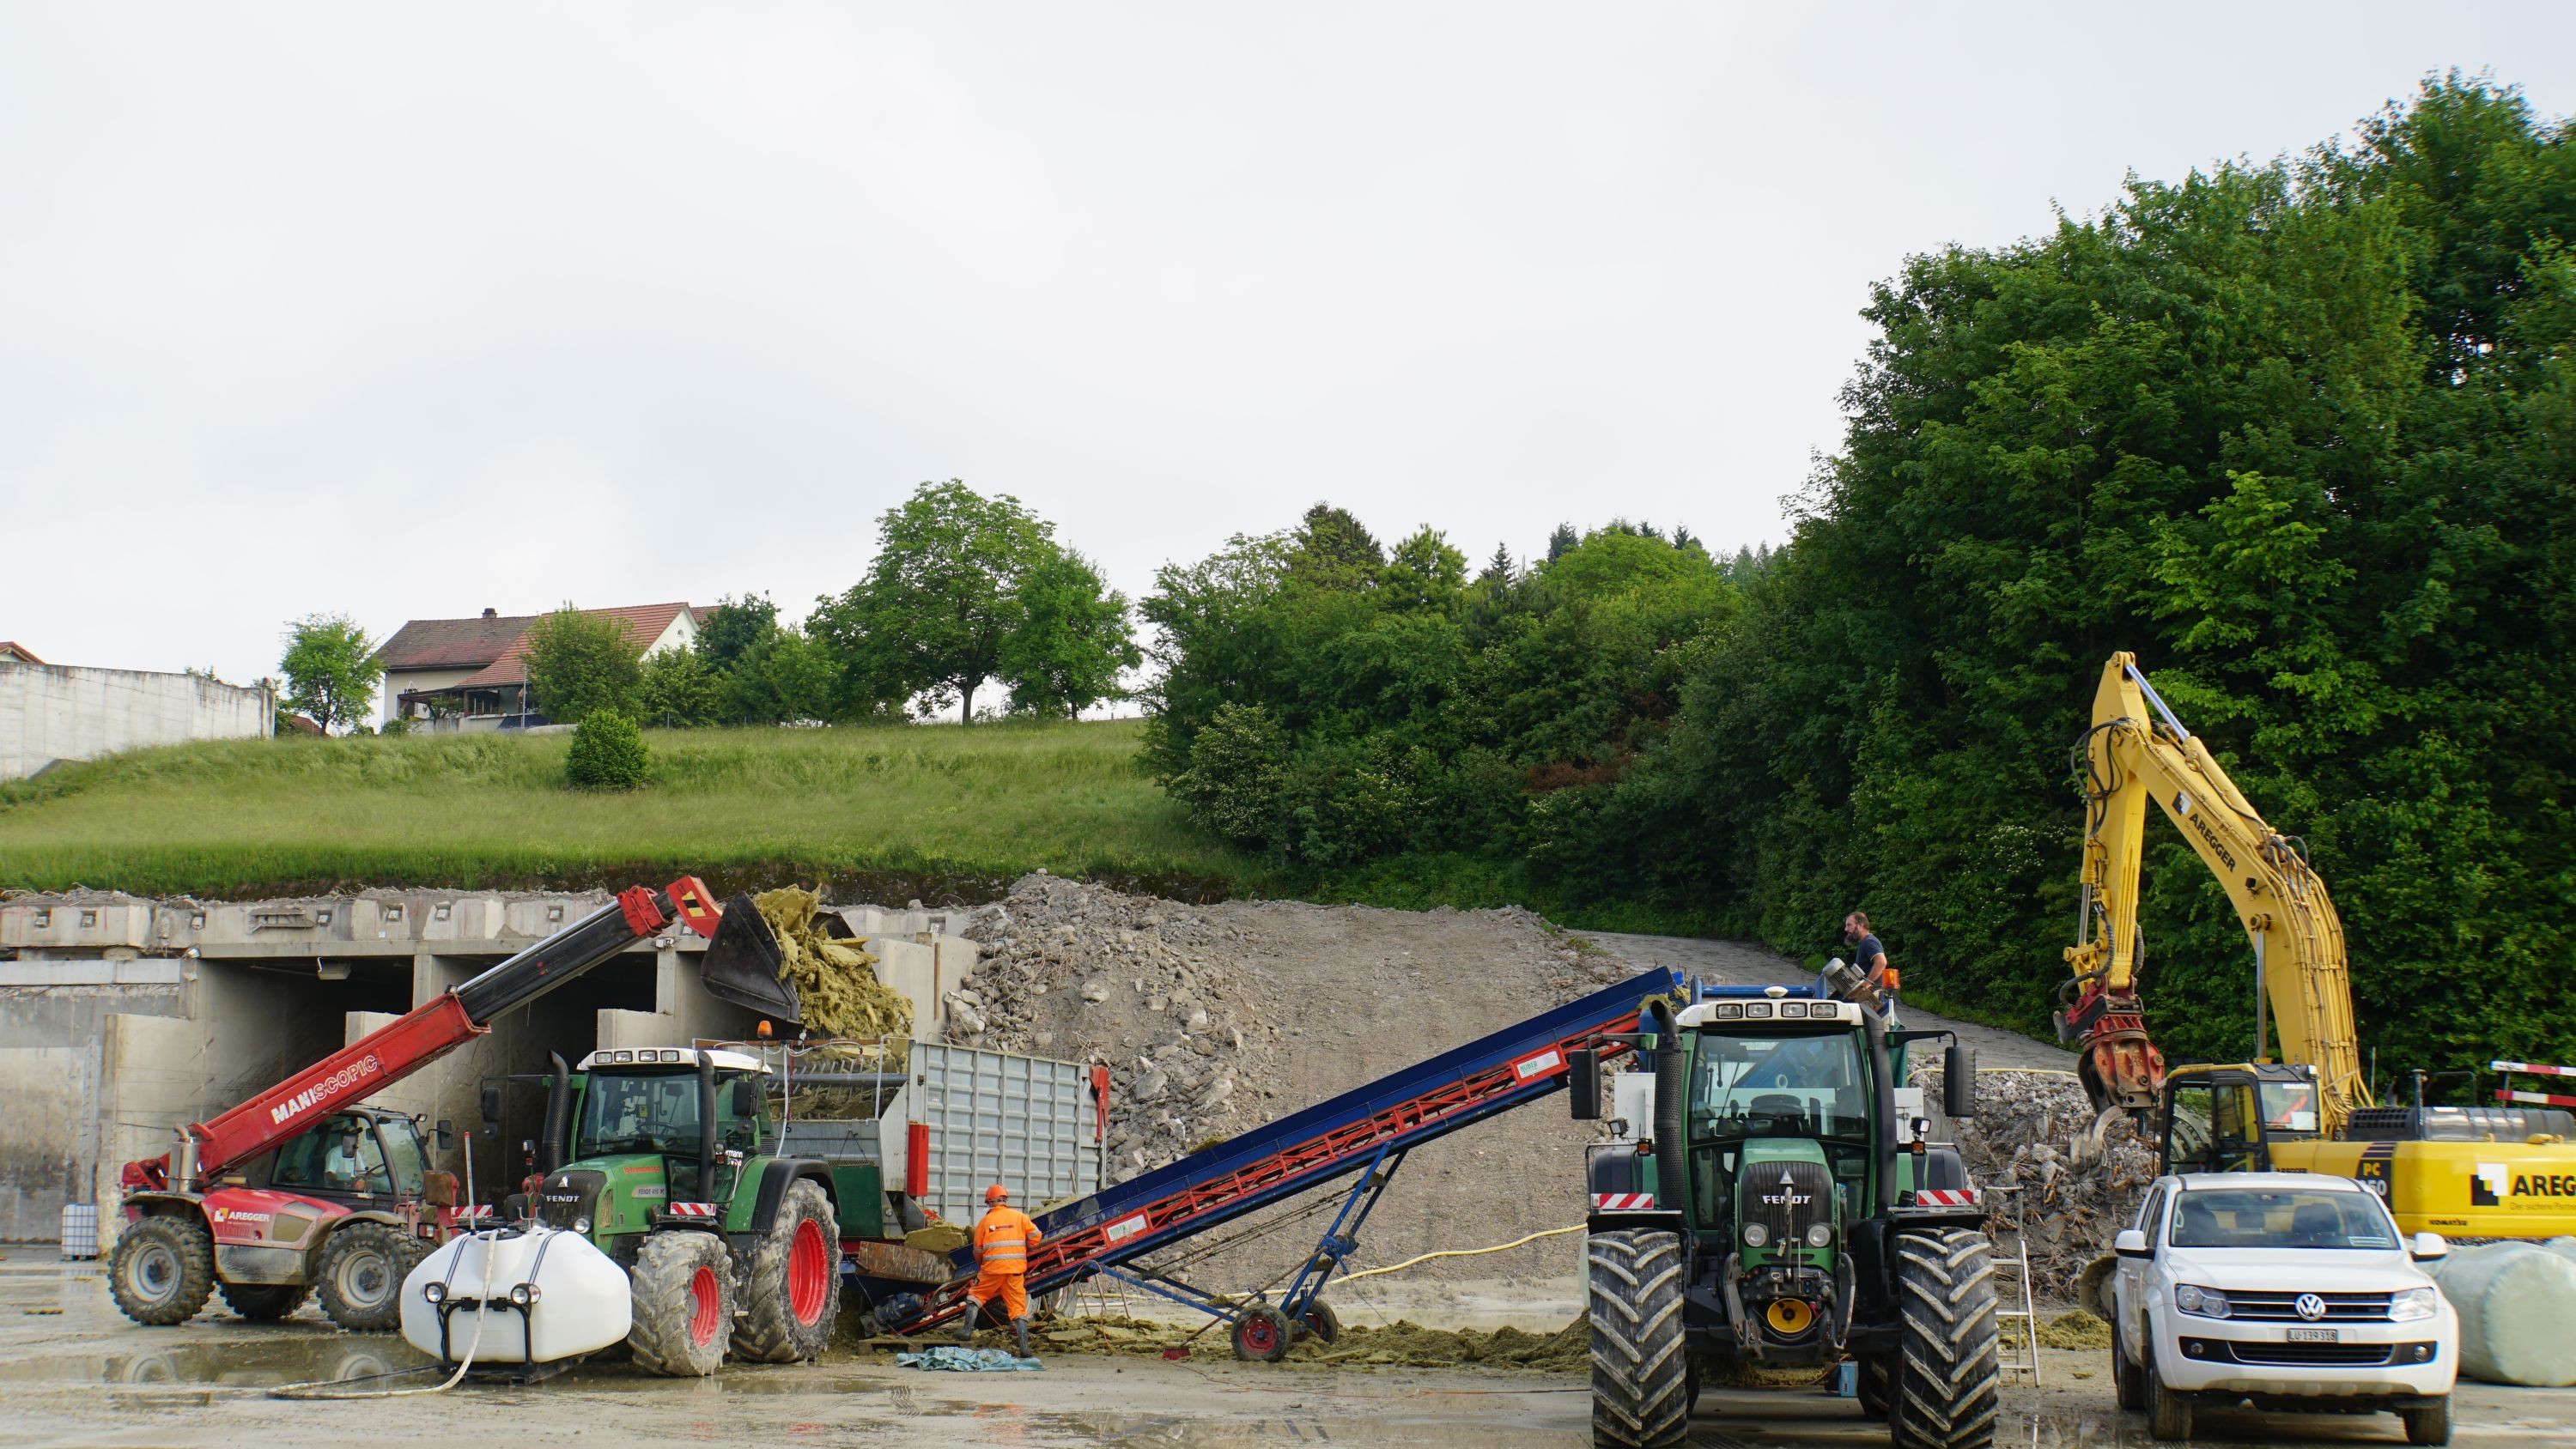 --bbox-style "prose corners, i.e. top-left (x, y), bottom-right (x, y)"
top-left (697, 1052), bottom-right (718, 1206)
top-left (1648, 997), bottom-right (1689, 1228)
top-left (539, 1052), bottom-right (572, 1176)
